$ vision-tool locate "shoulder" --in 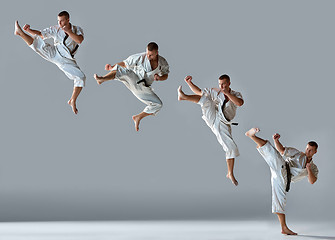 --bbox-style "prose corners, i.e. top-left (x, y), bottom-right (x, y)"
top-left (283, 147), bottom-right (301, 157)
top-left (73, 25), bottom-right (83, 32)
top-left (129, 52), bottom-right (144, 59)
top-left (158, 55), bottom-right (169, 65)
top-left (231, 89), bottom-right (242, 97)
top-left (310, 161), bottom-right (318, 169)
